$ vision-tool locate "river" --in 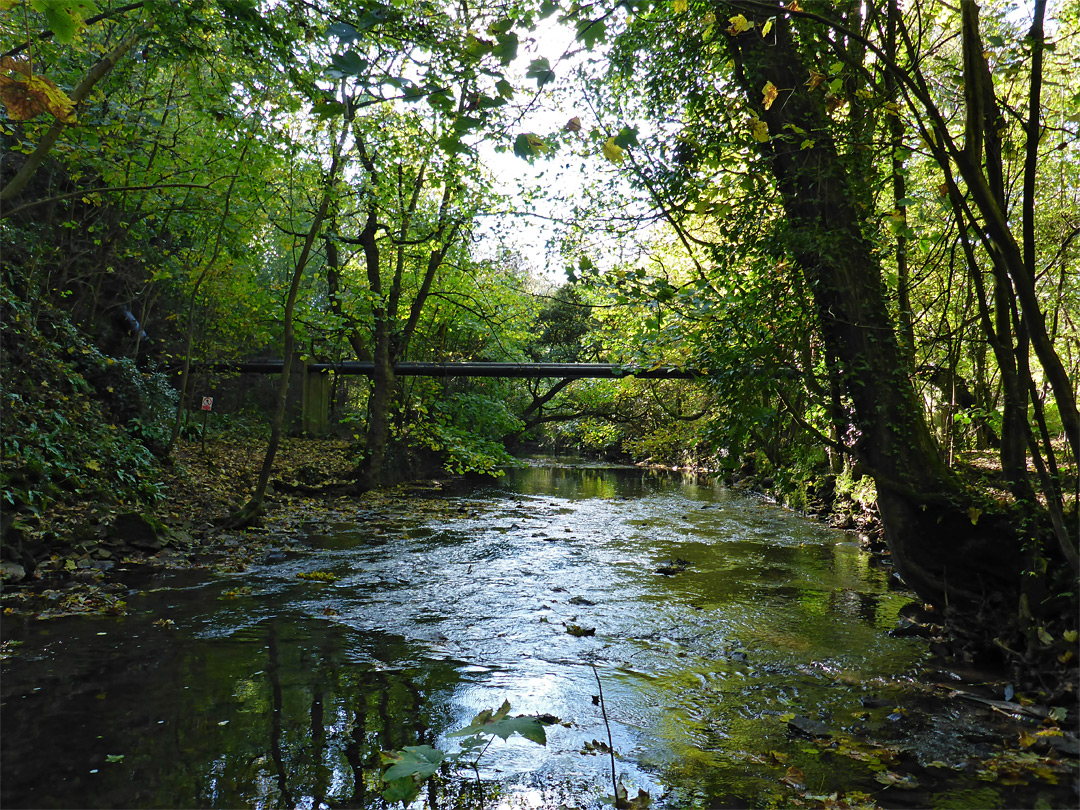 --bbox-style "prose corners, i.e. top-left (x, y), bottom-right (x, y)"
top-left (1, 458), bottom-right (1074, 808)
